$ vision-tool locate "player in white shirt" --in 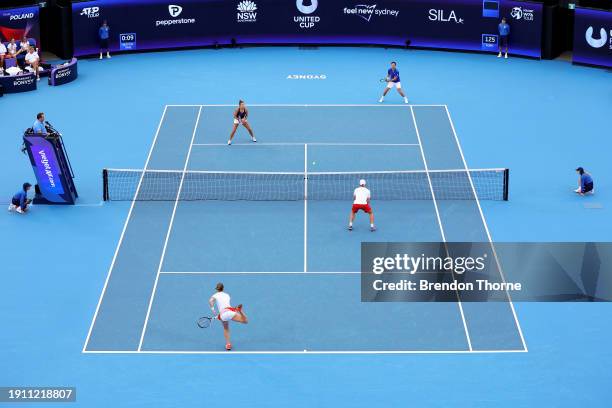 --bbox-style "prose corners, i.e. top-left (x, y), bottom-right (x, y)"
top-left (348, 179), bottom-right (376, 232)
top-left (24, 47), bottom-right (40, 80)
top-left (0, 42), bottom-right (6, 69)
top-left (208, 282), bottom-right (248, 350)
top-left (7, 39), bottom-right (18, 57)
